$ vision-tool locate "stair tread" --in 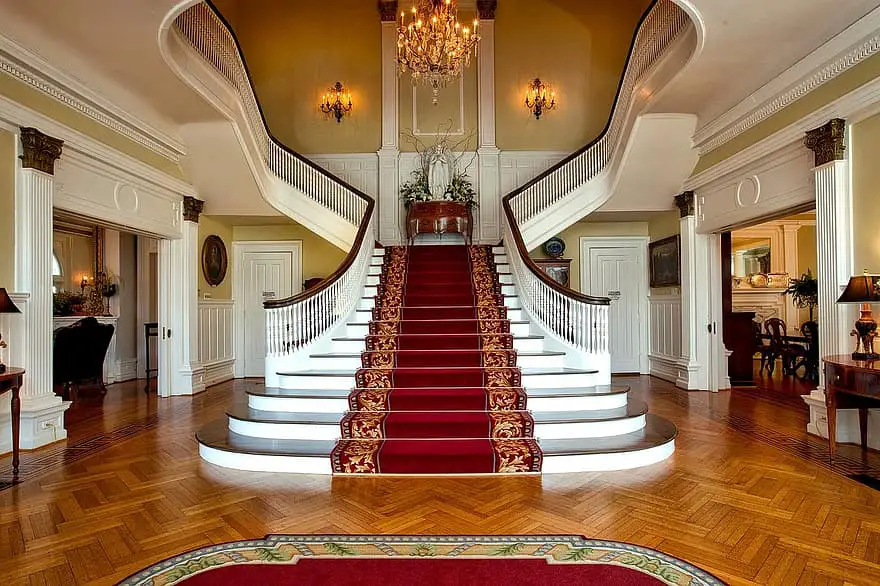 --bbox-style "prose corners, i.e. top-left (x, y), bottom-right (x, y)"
top-left (279, 367), bottom-right (596, 376)
top-left (227, 405), bottom-right (345, 424)
top-left (531, 399), bottom-right (648, 423)
top-left (538, 415), bottom-right (677, 455)
top-left (248, 387), bottom-right (351, 399)
top-left (526, 385), bottom-right (630, 397)
top-left (198, 420), bottom-right (336, 456)
top-left (332, 334), bottom-right (544, 341)
top-left (311, 350), bottom-right (566, 358)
